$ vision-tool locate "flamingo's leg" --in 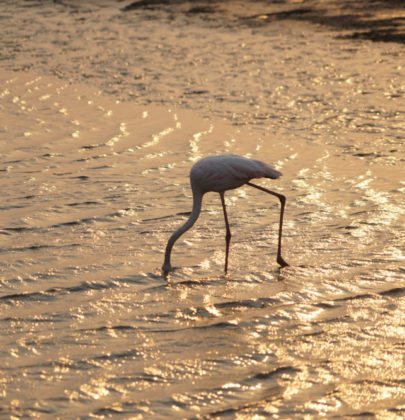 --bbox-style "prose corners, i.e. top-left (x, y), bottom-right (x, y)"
top-left (220, 192), bottom-right (231, 274)
top-left (247, 182), bottom-right (289, 268)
